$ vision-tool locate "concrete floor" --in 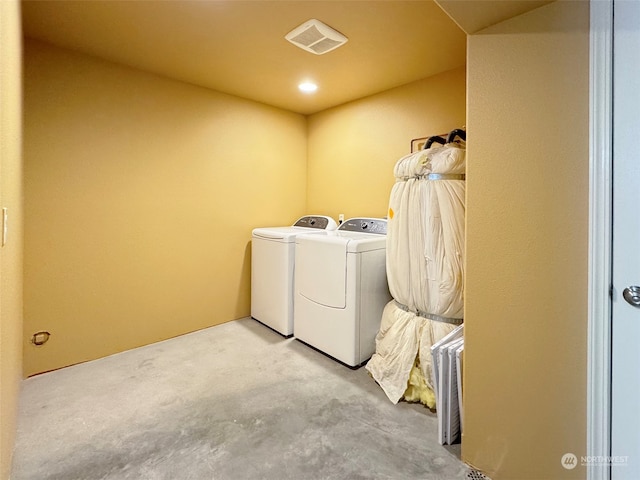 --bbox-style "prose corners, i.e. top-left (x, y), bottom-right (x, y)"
top-left (11, 318), bottom-right (470, 479)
